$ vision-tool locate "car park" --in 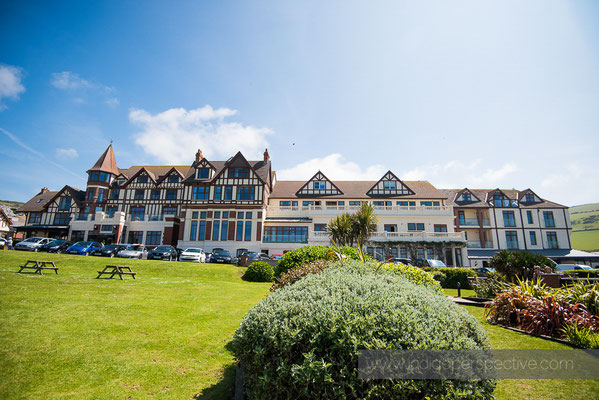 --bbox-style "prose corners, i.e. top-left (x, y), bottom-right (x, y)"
top-left (555, 264), bottom-right (594, 272)
top-left (179, 248), bottom-right (206, 263)
top-left (14, 237), bottom-right (53, 252)
top-left (66, 241), bottom-right (103, 256)
top-left (92, 244), bottom-right (127, 258)
top-left (117, 244), bottom-right (147, 259)
top-left (147, 245), bottom-right (179, 261)
top-left (38, 240), bottom-right (72, 254)
top-left (210, 249), bottom-right (235, 264)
